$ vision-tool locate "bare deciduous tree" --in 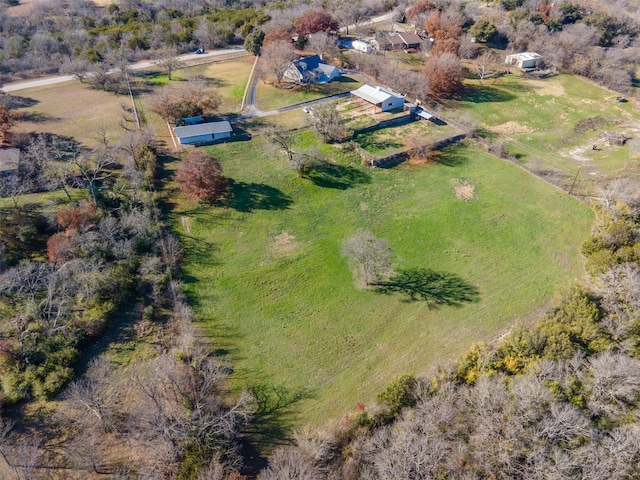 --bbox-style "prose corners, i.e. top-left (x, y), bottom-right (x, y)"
top-left (62, 357), bottom-right (123, 433)
top-left (259, 40), bottom-right (296, 85)
top-left (474, 49), bottom-right (501, 85)
top-left (155, 46), bottom-right (184, 81)
top-left (150, 79), bottom-right (222, 121)
top-left (266, 128), bottom-right (296, 164)
top-left (305, 32), bottom-right (338, 61)
top-left (307, 101), bottom-right (343, 142)
top-left (341, 229), bottom-right (392, 286)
